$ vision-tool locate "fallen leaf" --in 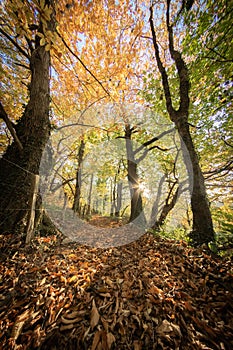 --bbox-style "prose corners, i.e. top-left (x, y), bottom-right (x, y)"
top-left (106, 332), bottom-right (116, 348)
top-left (91, 330), bottom-right (101, 350)
top-left (90, 299), bottom-right (100, 329)
top-left (156, 319), bottom-right (173, 334)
